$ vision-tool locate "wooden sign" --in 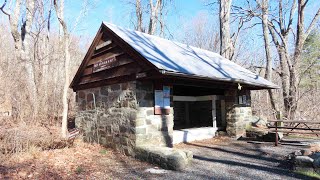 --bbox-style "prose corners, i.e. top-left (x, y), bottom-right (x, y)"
top-left (93, 57), bottom-right (118, 73)
top-left (136, 72), bottom-right (147, 79)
